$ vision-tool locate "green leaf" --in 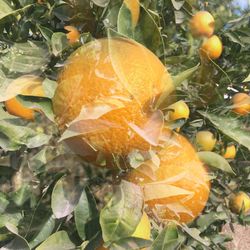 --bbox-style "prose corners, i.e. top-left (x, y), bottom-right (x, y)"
top-left (2, 223), bottom-right (31, 250)
top-left (0, 213), bottom-right (23, 228)
top-left (127, 150), bottom-right (146, 169)
top-left (134, 5), bottom-right (164, 57)
top-left (29, 215), bottom-right (56, 249)
top-left (17, 96), bottom-right (55, 122)
top-left (198, 111), bottom-right (250, 150)
top-left (51, 176), bottom-right (83, 219)
top-left (29, 146), bottom-right (64, 174)
top-left (243, 73), bottom-right (250, 82)
top-left (36, 231), bottom-right (75, 250)
top-left (117, 1), bottom-right (135, 38)
top-left (0, 0), bottom-right (13, 20)
top-left (0, 41), bottom-right (50, 74)
top-left (0, 2), bottom-right (33, 22)
top-left (92, 0), bottom-right (110, 7)
top-left (198, 151), bottom-right (235, 174)
top-left (51, 32), bottom-right (69, 56)
top-left (196, 212), bottom-right (228, 232)
top-left (42, 78), bottom-right (58, 99)
top-left (172, 64), bottom-right (200, 88)
top-left (0, 119), bottom-right (51, 151)
top-left (37, 25), bottom-right (53, 41)
top-left (0, 192), bottom-right (9, 213)
top-left (174, 10), bottom-right (185, 24)
top-left (171, 0), bottom-right (185, 10)
top-left (1, 236), bottom-right (30, 250)
top-left (224, 32), bottom-right (245, 47)
top-left (11, 184), bottom-right (32, 206)
top-left (151, 224), bottom-right (183, 250)
top-left (181, 225), bottom-right (210, 247)
top-left (74, 188), bottom-right (99, 240)
top-left (100, 180), bottom-right (144, 242)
